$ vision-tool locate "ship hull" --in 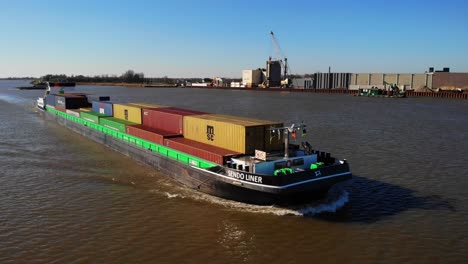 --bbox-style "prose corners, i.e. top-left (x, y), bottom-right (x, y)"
top-left (43, 109), bottom-right (351, 205)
